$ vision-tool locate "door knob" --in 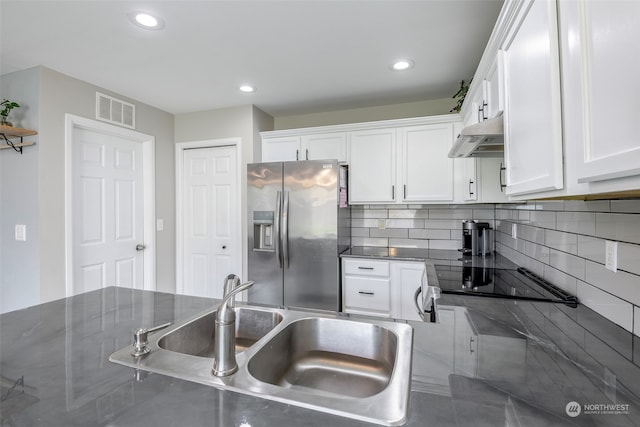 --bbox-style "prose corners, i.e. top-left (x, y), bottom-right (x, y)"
top-left (136, 244), bottom-right (146, 252)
